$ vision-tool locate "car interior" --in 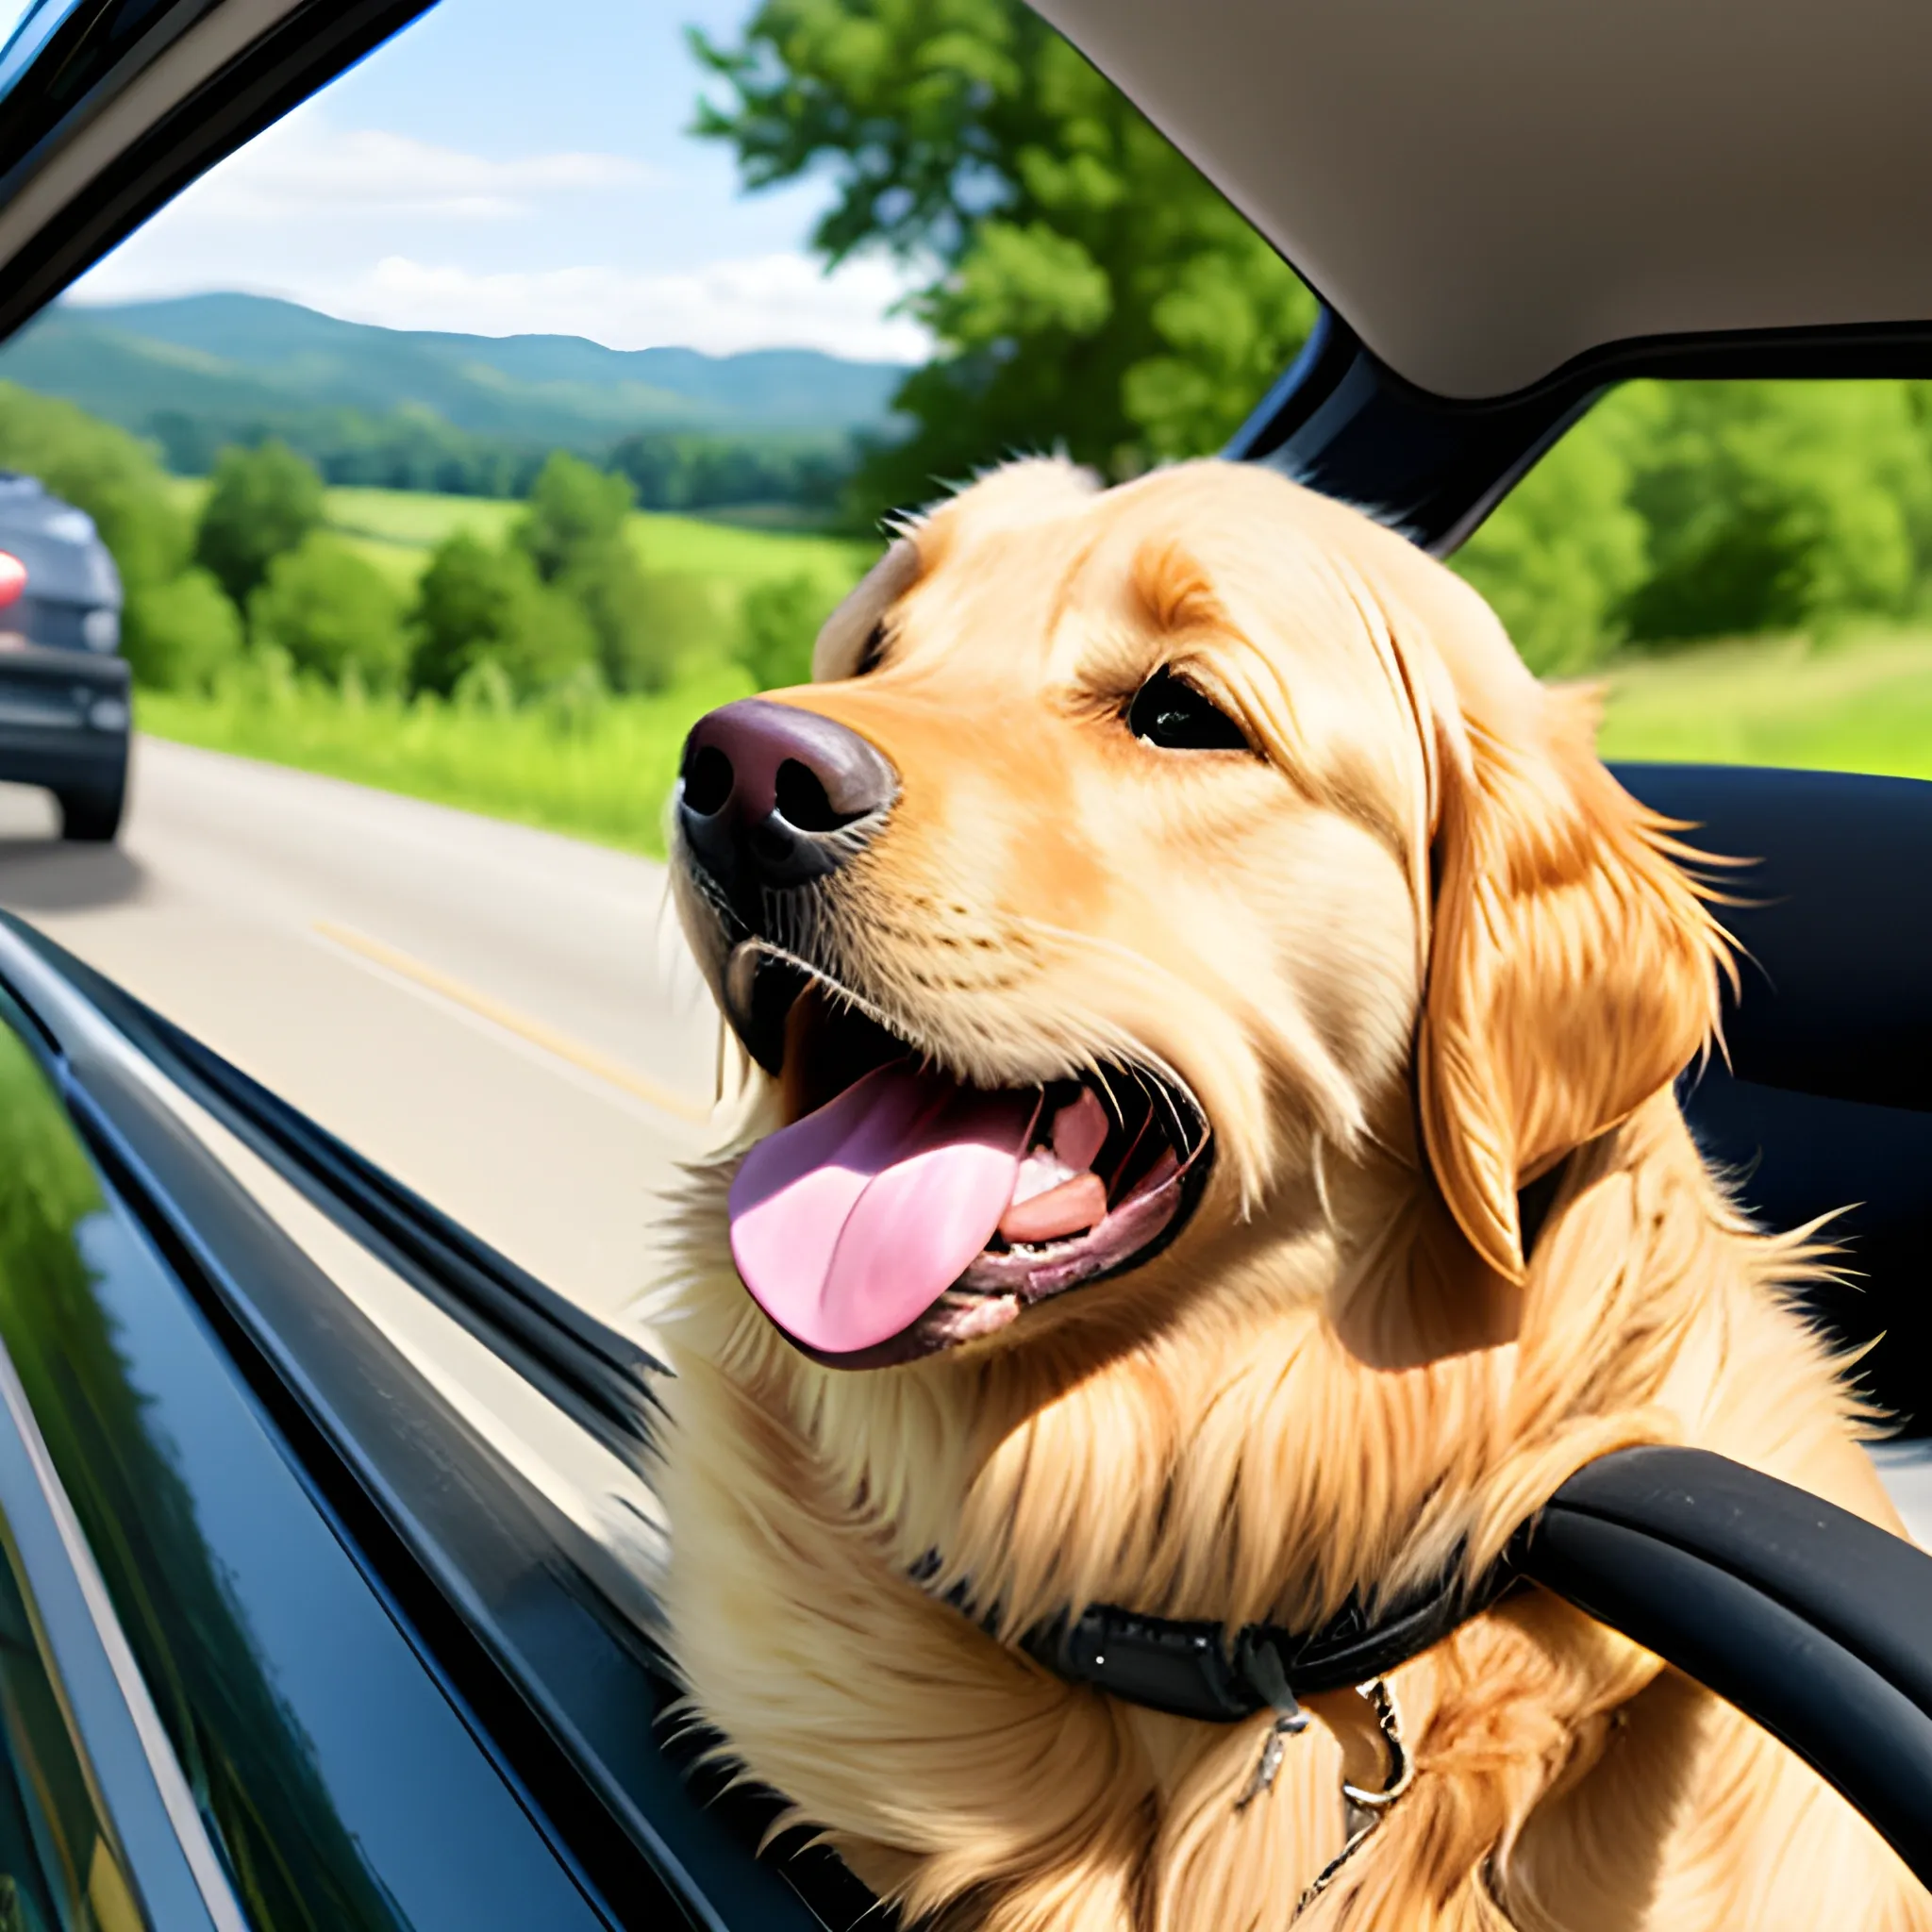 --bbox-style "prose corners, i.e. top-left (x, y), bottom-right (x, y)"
top-left (0, 0), bottom-right (1930, 1923)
